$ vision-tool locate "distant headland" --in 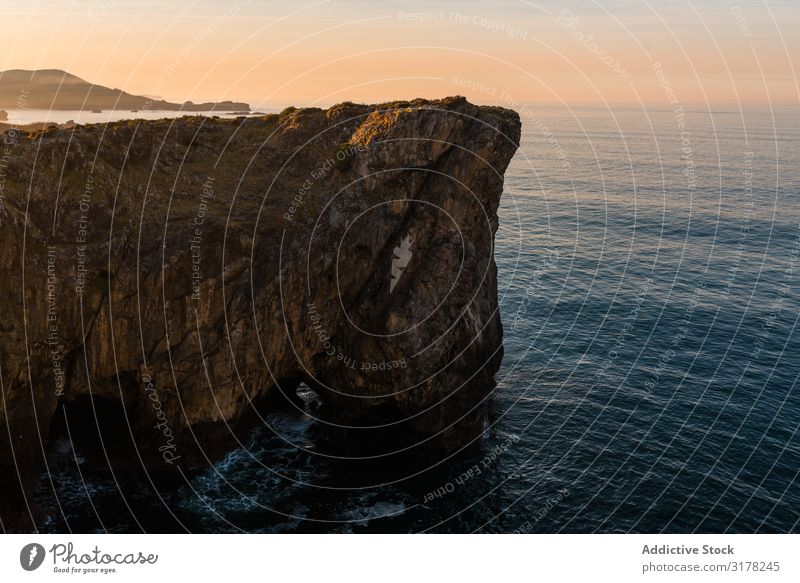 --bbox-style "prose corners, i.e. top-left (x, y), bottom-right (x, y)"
top-left (0, 69), bottom-right (250, 112)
